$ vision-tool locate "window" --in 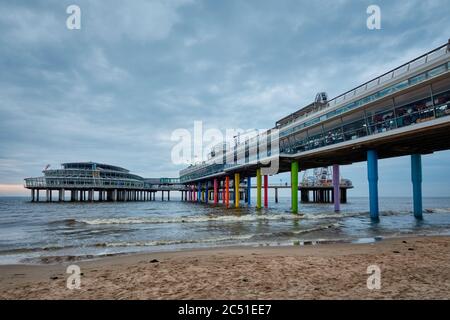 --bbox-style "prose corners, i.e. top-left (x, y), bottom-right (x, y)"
top-left (434, 89), bottom-right (450, 118)
top-left (290, 131), bottom-right (308, 153)
top-left (366, 102), bottom-right (396, 134)
top-left (306, 125), bottom-right (324, 150)
top-left (395, 96), bottom-right (433, 127)
top-left (427, 64), bottom-right (447, 78)
top-left (409, 72), bottom-right (427, 86)
top-left (322, 118), bottom-right (344, 146)
top-left (342, 111), bottom-right (367, 140)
